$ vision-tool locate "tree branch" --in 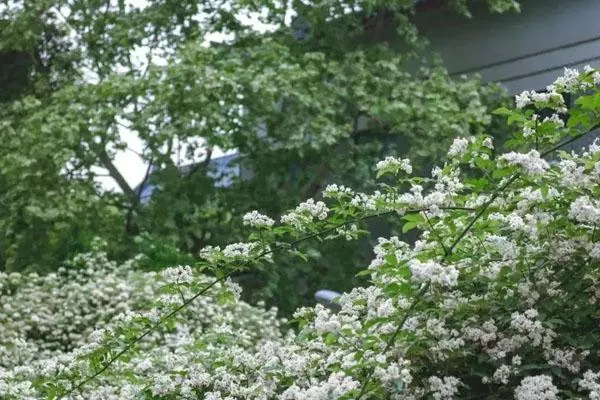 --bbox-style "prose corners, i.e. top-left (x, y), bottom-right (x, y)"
top-left (98, 151), bottom-right (137, 202)
top-left (185, 146), bottom-right (214, 180)
top-left (302, 162), bottom-right (329, 199)
top-left (124, 158), bottom-right (153, 235)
